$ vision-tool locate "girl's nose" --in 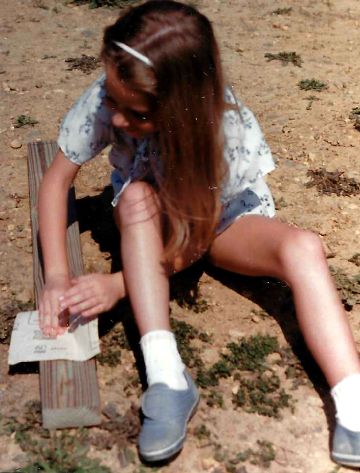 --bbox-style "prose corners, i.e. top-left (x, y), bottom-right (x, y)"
top-left (112, 112), bottom-right (129, 128)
